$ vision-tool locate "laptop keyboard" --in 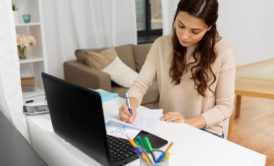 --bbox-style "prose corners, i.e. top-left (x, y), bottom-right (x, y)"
top-left (107, 135), bottom-right (137, 164)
